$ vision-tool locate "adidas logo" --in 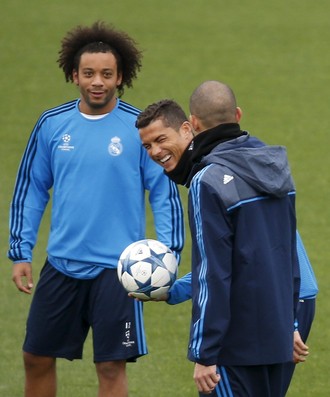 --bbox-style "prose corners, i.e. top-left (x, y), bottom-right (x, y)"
top-left (223, 174), bottom-right (234, 184)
